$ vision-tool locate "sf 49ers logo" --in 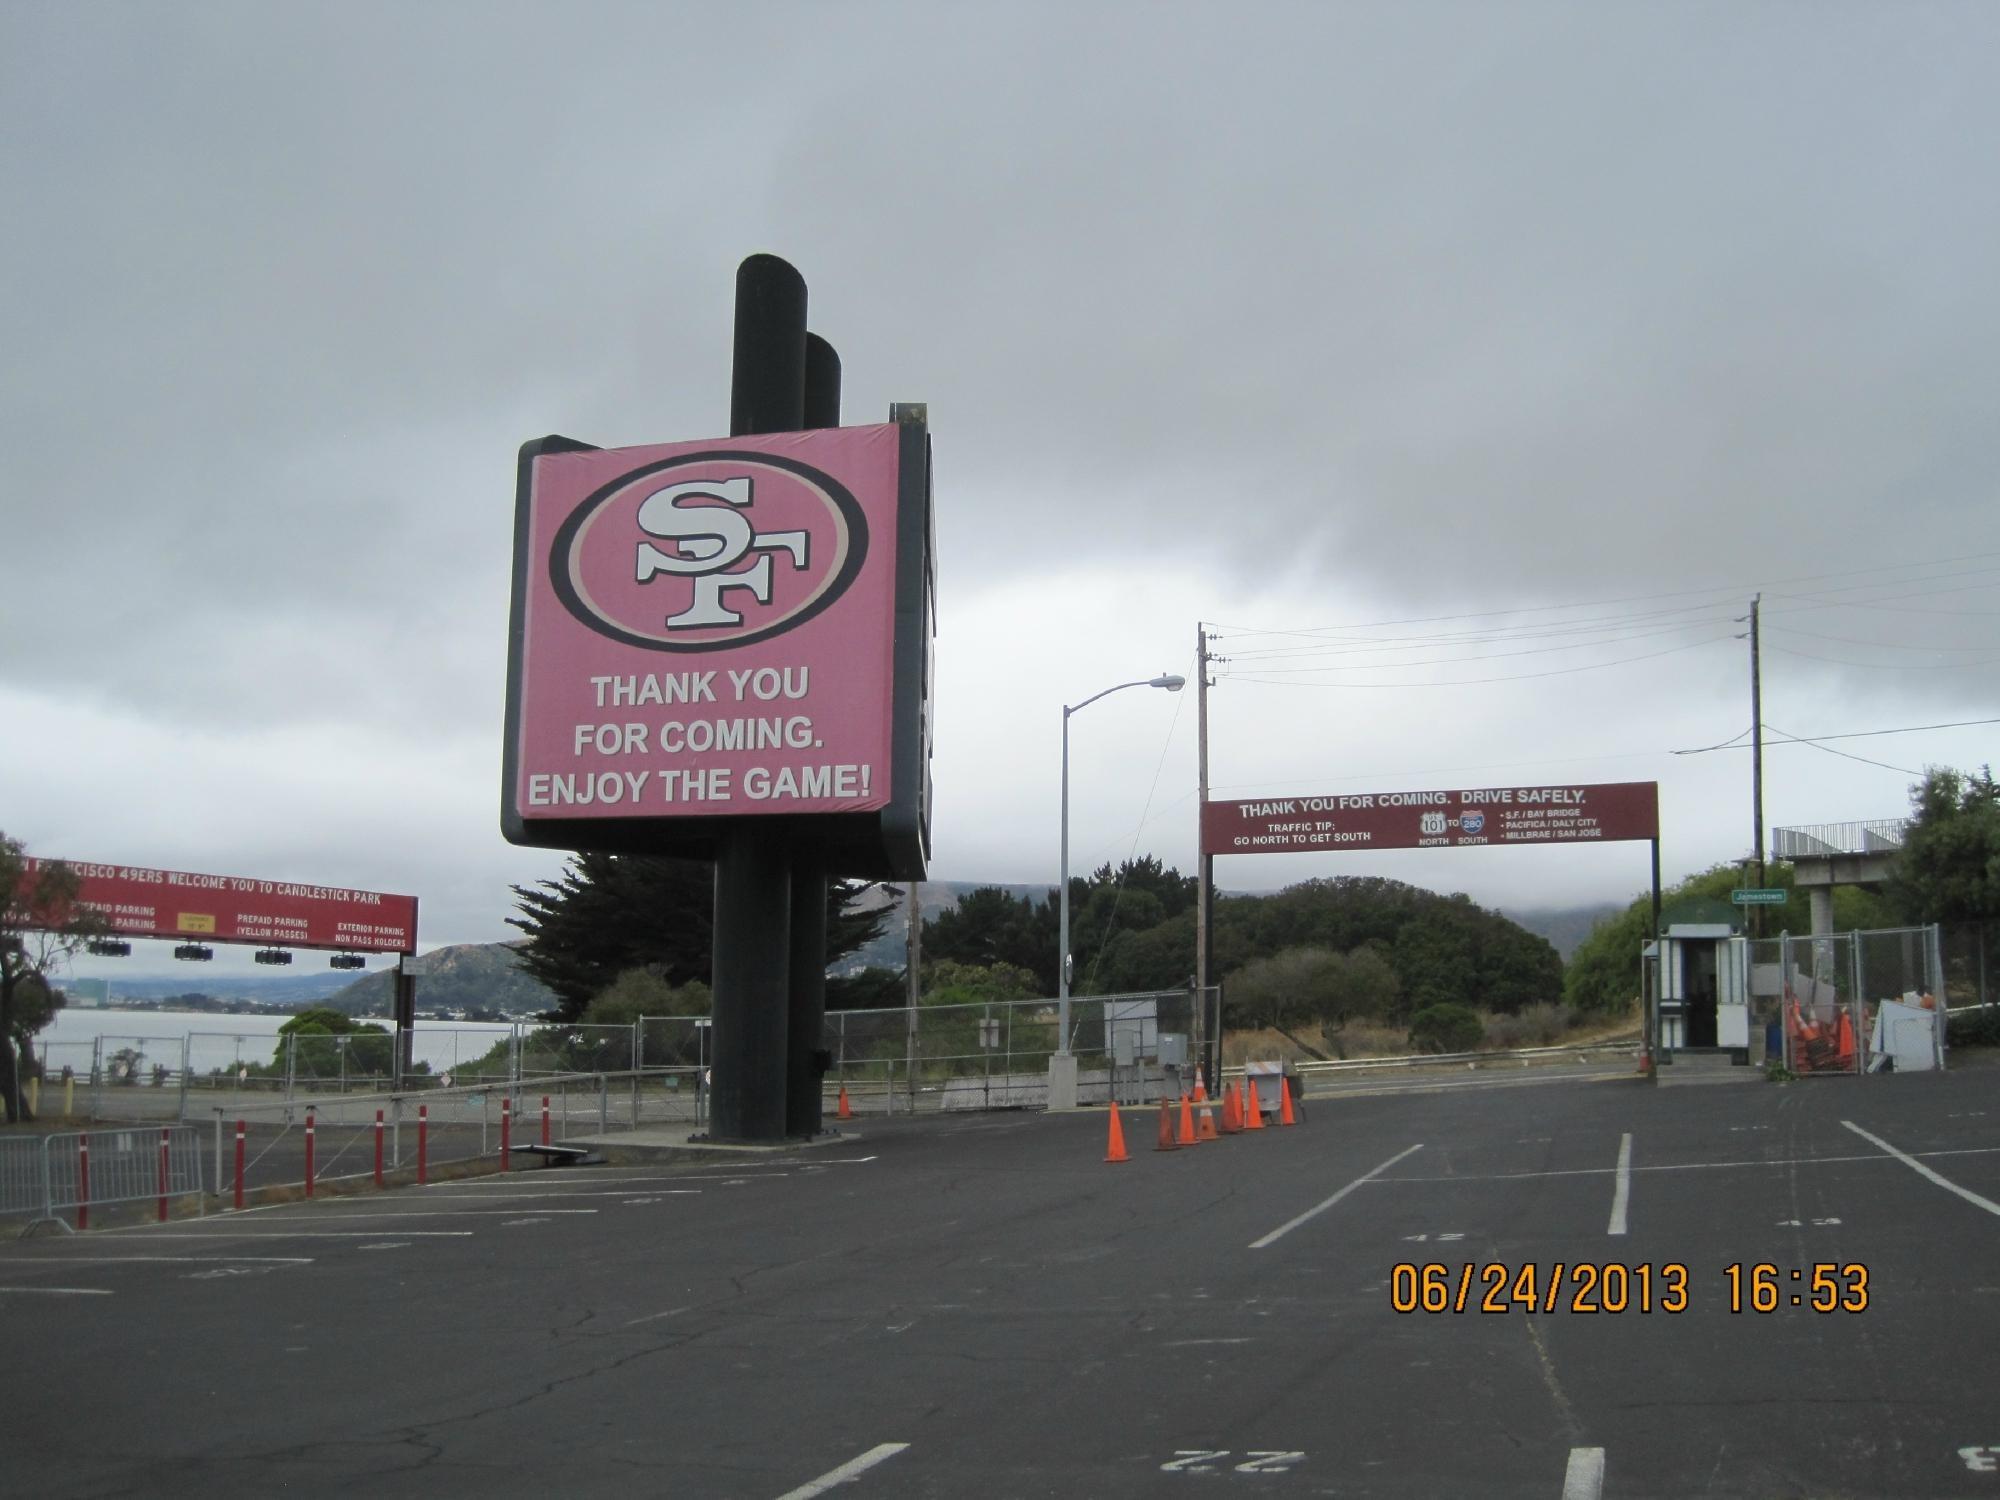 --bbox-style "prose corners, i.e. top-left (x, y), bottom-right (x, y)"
top-left (550, 451), bottom-right (868, 651)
